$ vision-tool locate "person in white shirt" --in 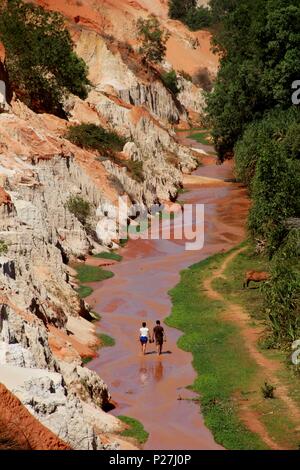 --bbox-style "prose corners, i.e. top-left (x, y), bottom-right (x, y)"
top-left (139, 321), bottom-right (150, 355)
